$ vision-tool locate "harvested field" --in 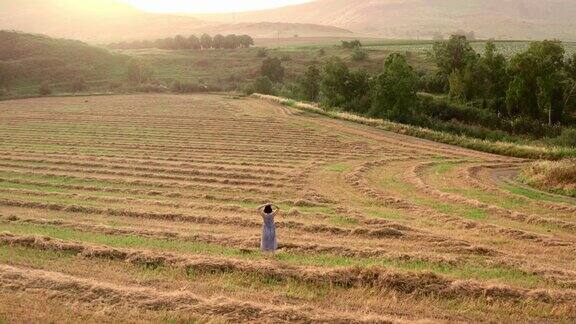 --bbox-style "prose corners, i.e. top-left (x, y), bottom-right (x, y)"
top-left (0, 93), bottom-right (575, 322)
